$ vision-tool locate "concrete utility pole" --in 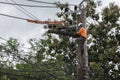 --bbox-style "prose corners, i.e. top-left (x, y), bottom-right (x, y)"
top-left (76, 0), bottom-right (89, 80)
